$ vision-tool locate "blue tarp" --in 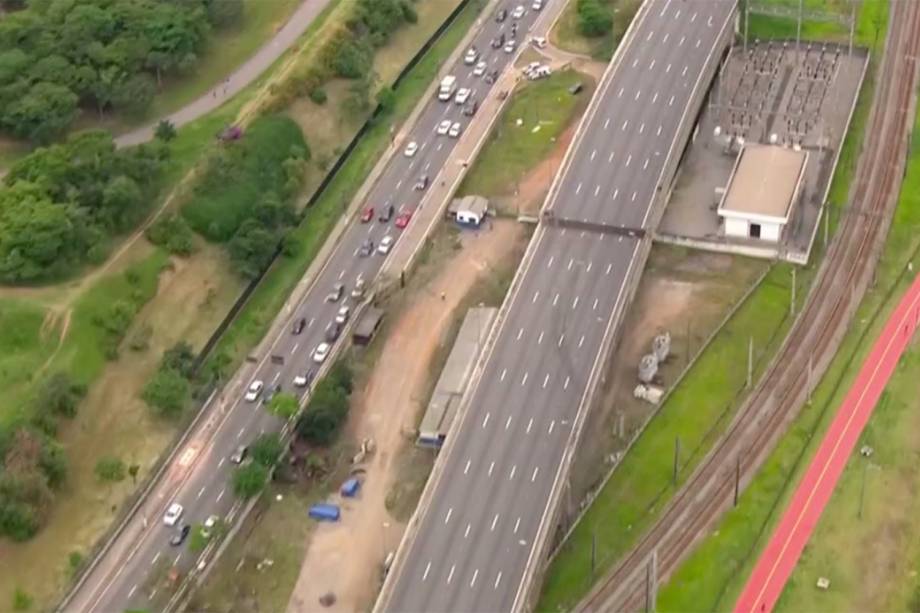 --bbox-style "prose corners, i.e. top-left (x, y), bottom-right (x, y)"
top-left (340, 477), bottom-right (361, 497)
top-left (308, 503), bottom-right (341, 521)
